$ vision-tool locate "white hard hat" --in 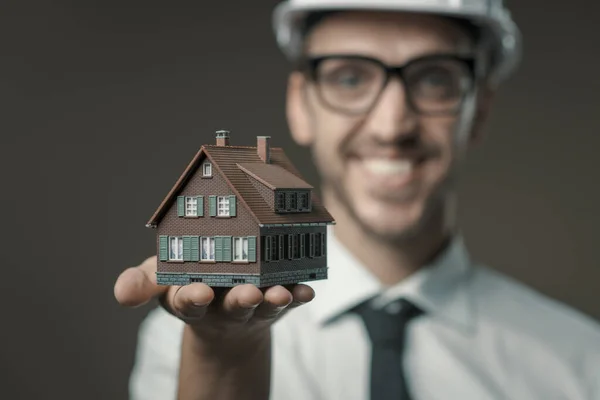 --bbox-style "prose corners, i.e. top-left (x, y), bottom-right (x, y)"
top-left (272, 0), bottom-right (522, 84)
